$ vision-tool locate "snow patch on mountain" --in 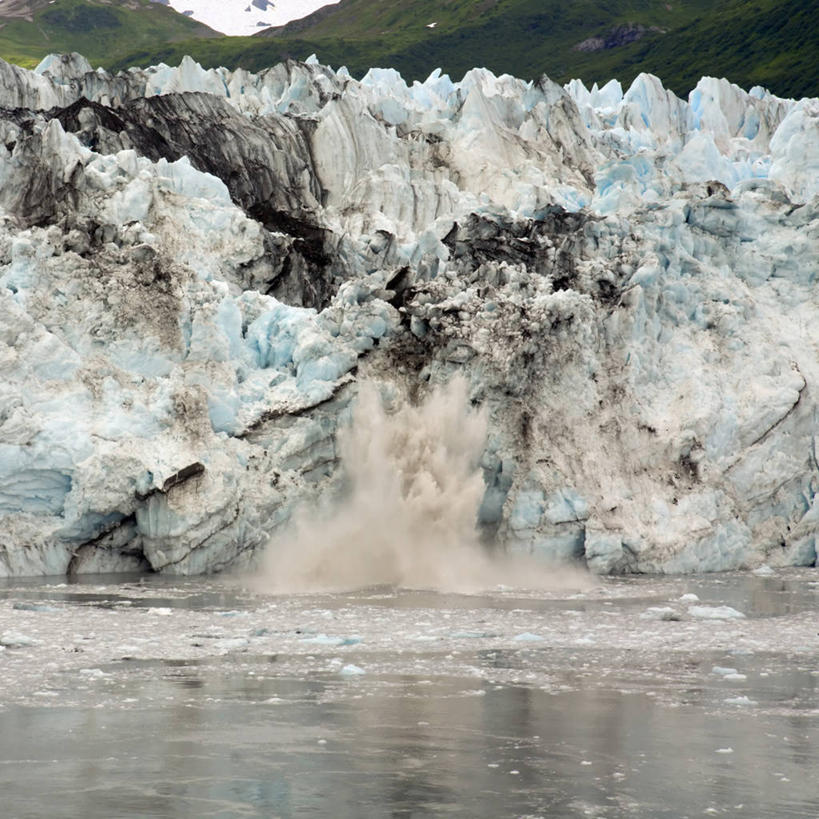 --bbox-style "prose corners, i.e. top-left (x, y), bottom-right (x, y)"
top-left (155, 0), bottom-right (340, 36)
top-left (0, 53), bottom-right (816, 578)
